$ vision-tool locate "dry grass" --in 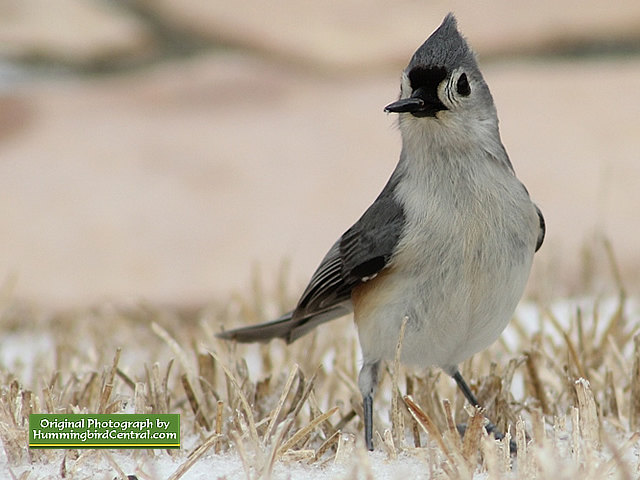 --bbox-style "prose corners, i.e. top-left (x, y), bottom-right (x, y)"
top-left (0, 251), bottom-right (639, 479)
